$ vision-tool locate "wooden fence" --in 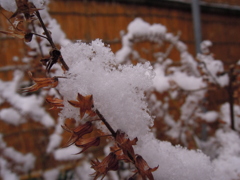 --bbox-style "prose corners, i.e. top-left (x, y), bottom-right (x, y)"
top-left (47, 0), bottom-right (240, 64)
top-left (1, 0), bottom-right (240, 74)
